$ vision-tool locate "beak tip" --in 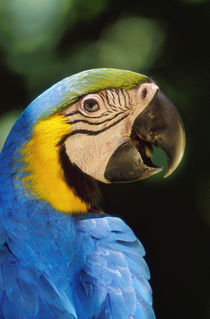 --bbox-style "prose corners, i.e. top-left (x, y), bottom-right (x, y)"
top-left (164, 136), bottom-right (186, 178)
top-left (164, 170), bottom-right (172, 178)
top-left (154, 92), bottom-right (186, 179)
